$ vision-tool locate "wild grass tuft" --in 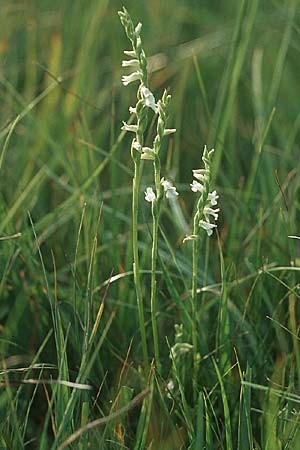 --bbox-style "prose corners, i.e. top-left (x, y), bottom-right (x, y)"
top-left (0, 1), bottom-right (300, 449)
